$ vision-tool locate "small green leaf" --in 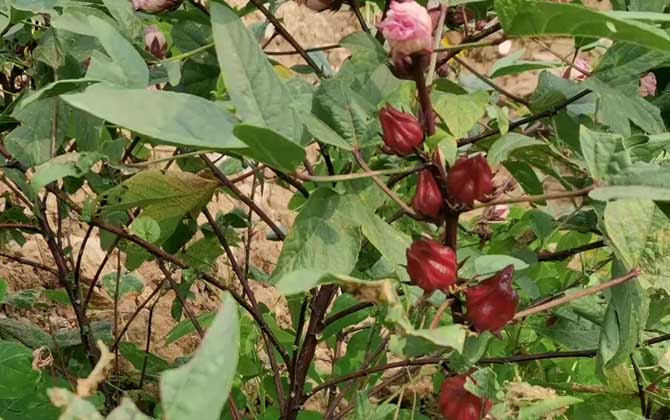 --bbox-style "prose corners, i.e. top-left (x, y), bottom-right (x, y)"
top-left (130, 217), bottom-right (161, 244)
top-left (31, 152), bottom-right (103, 193)
top-left (474, 255), bottom-right (529, 276)
top-left (164, 311), bottom-right (216, 345)
top-left (488, 133), bottom-right (545, 165)
top-left (233, 124), bottom-right (306, 172)
top-left (160, 293), bottom-right (239, 420)
top-left (0, 278), bottom-right (6, 302)
top-left (433, 91), bottom-right (489, 139)
top-left (101, 272), bottom-right (145, 299)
